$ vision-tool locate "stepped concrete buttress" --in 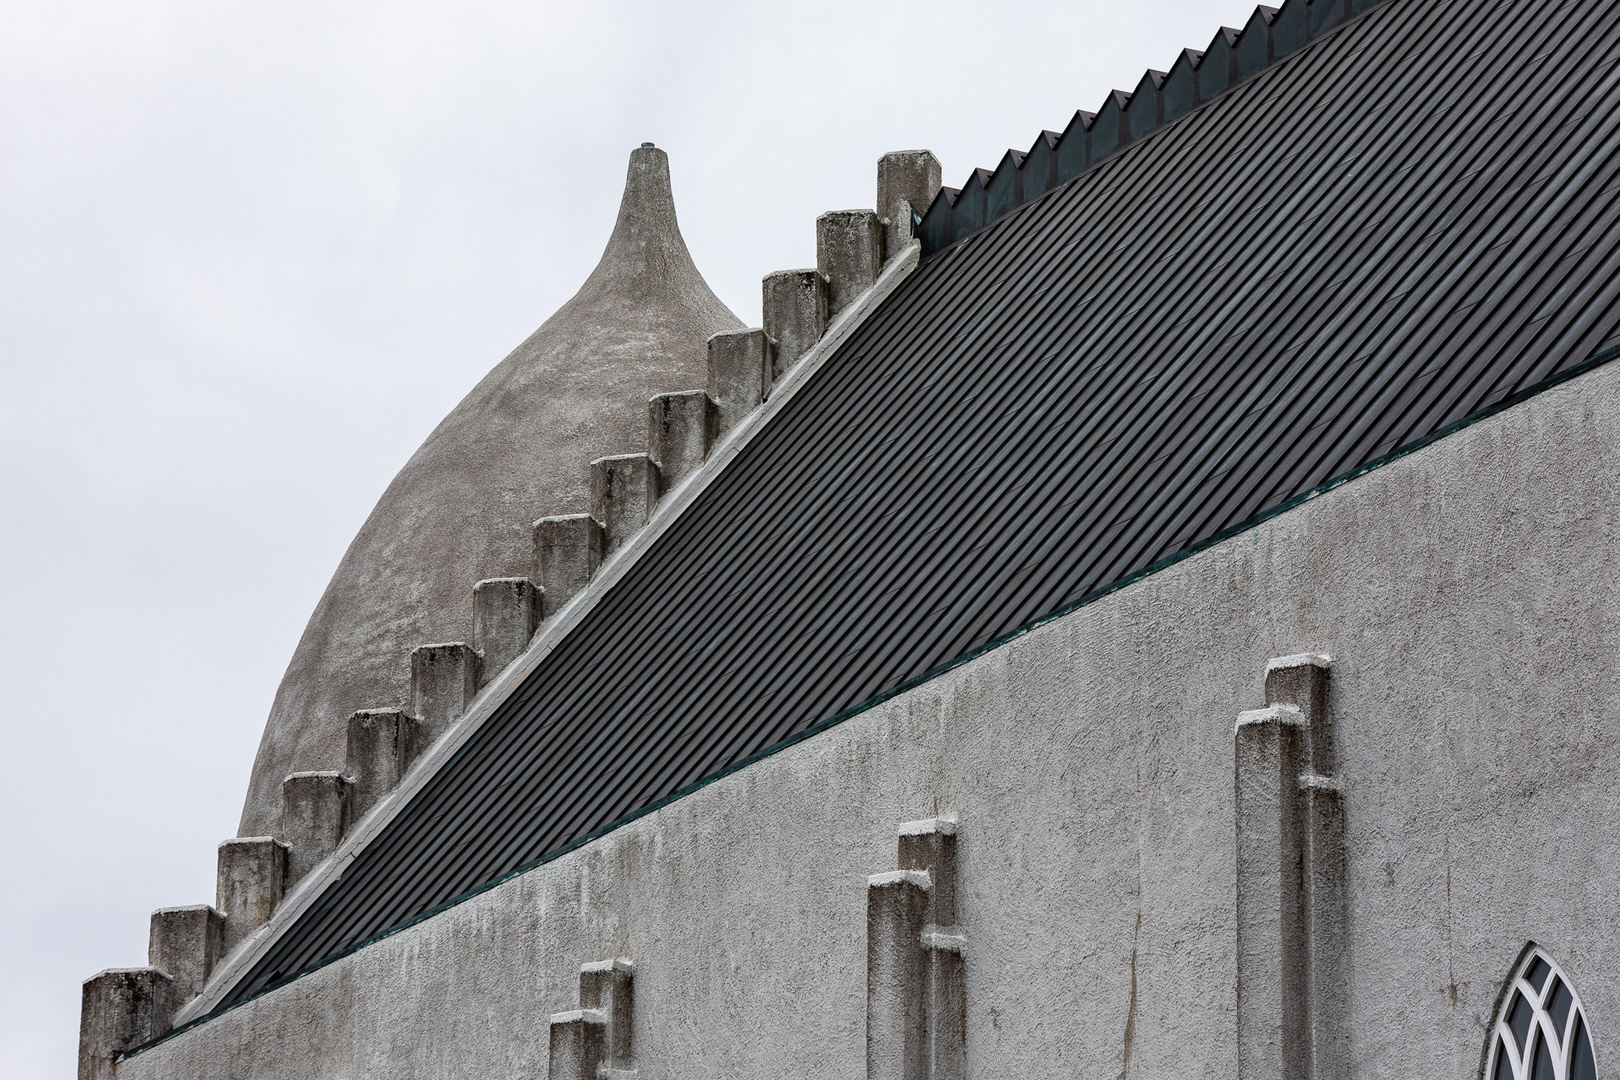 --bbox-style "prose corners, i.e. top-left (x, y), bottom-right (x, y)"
top-left (237, 146), bottom-right (741, 835)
